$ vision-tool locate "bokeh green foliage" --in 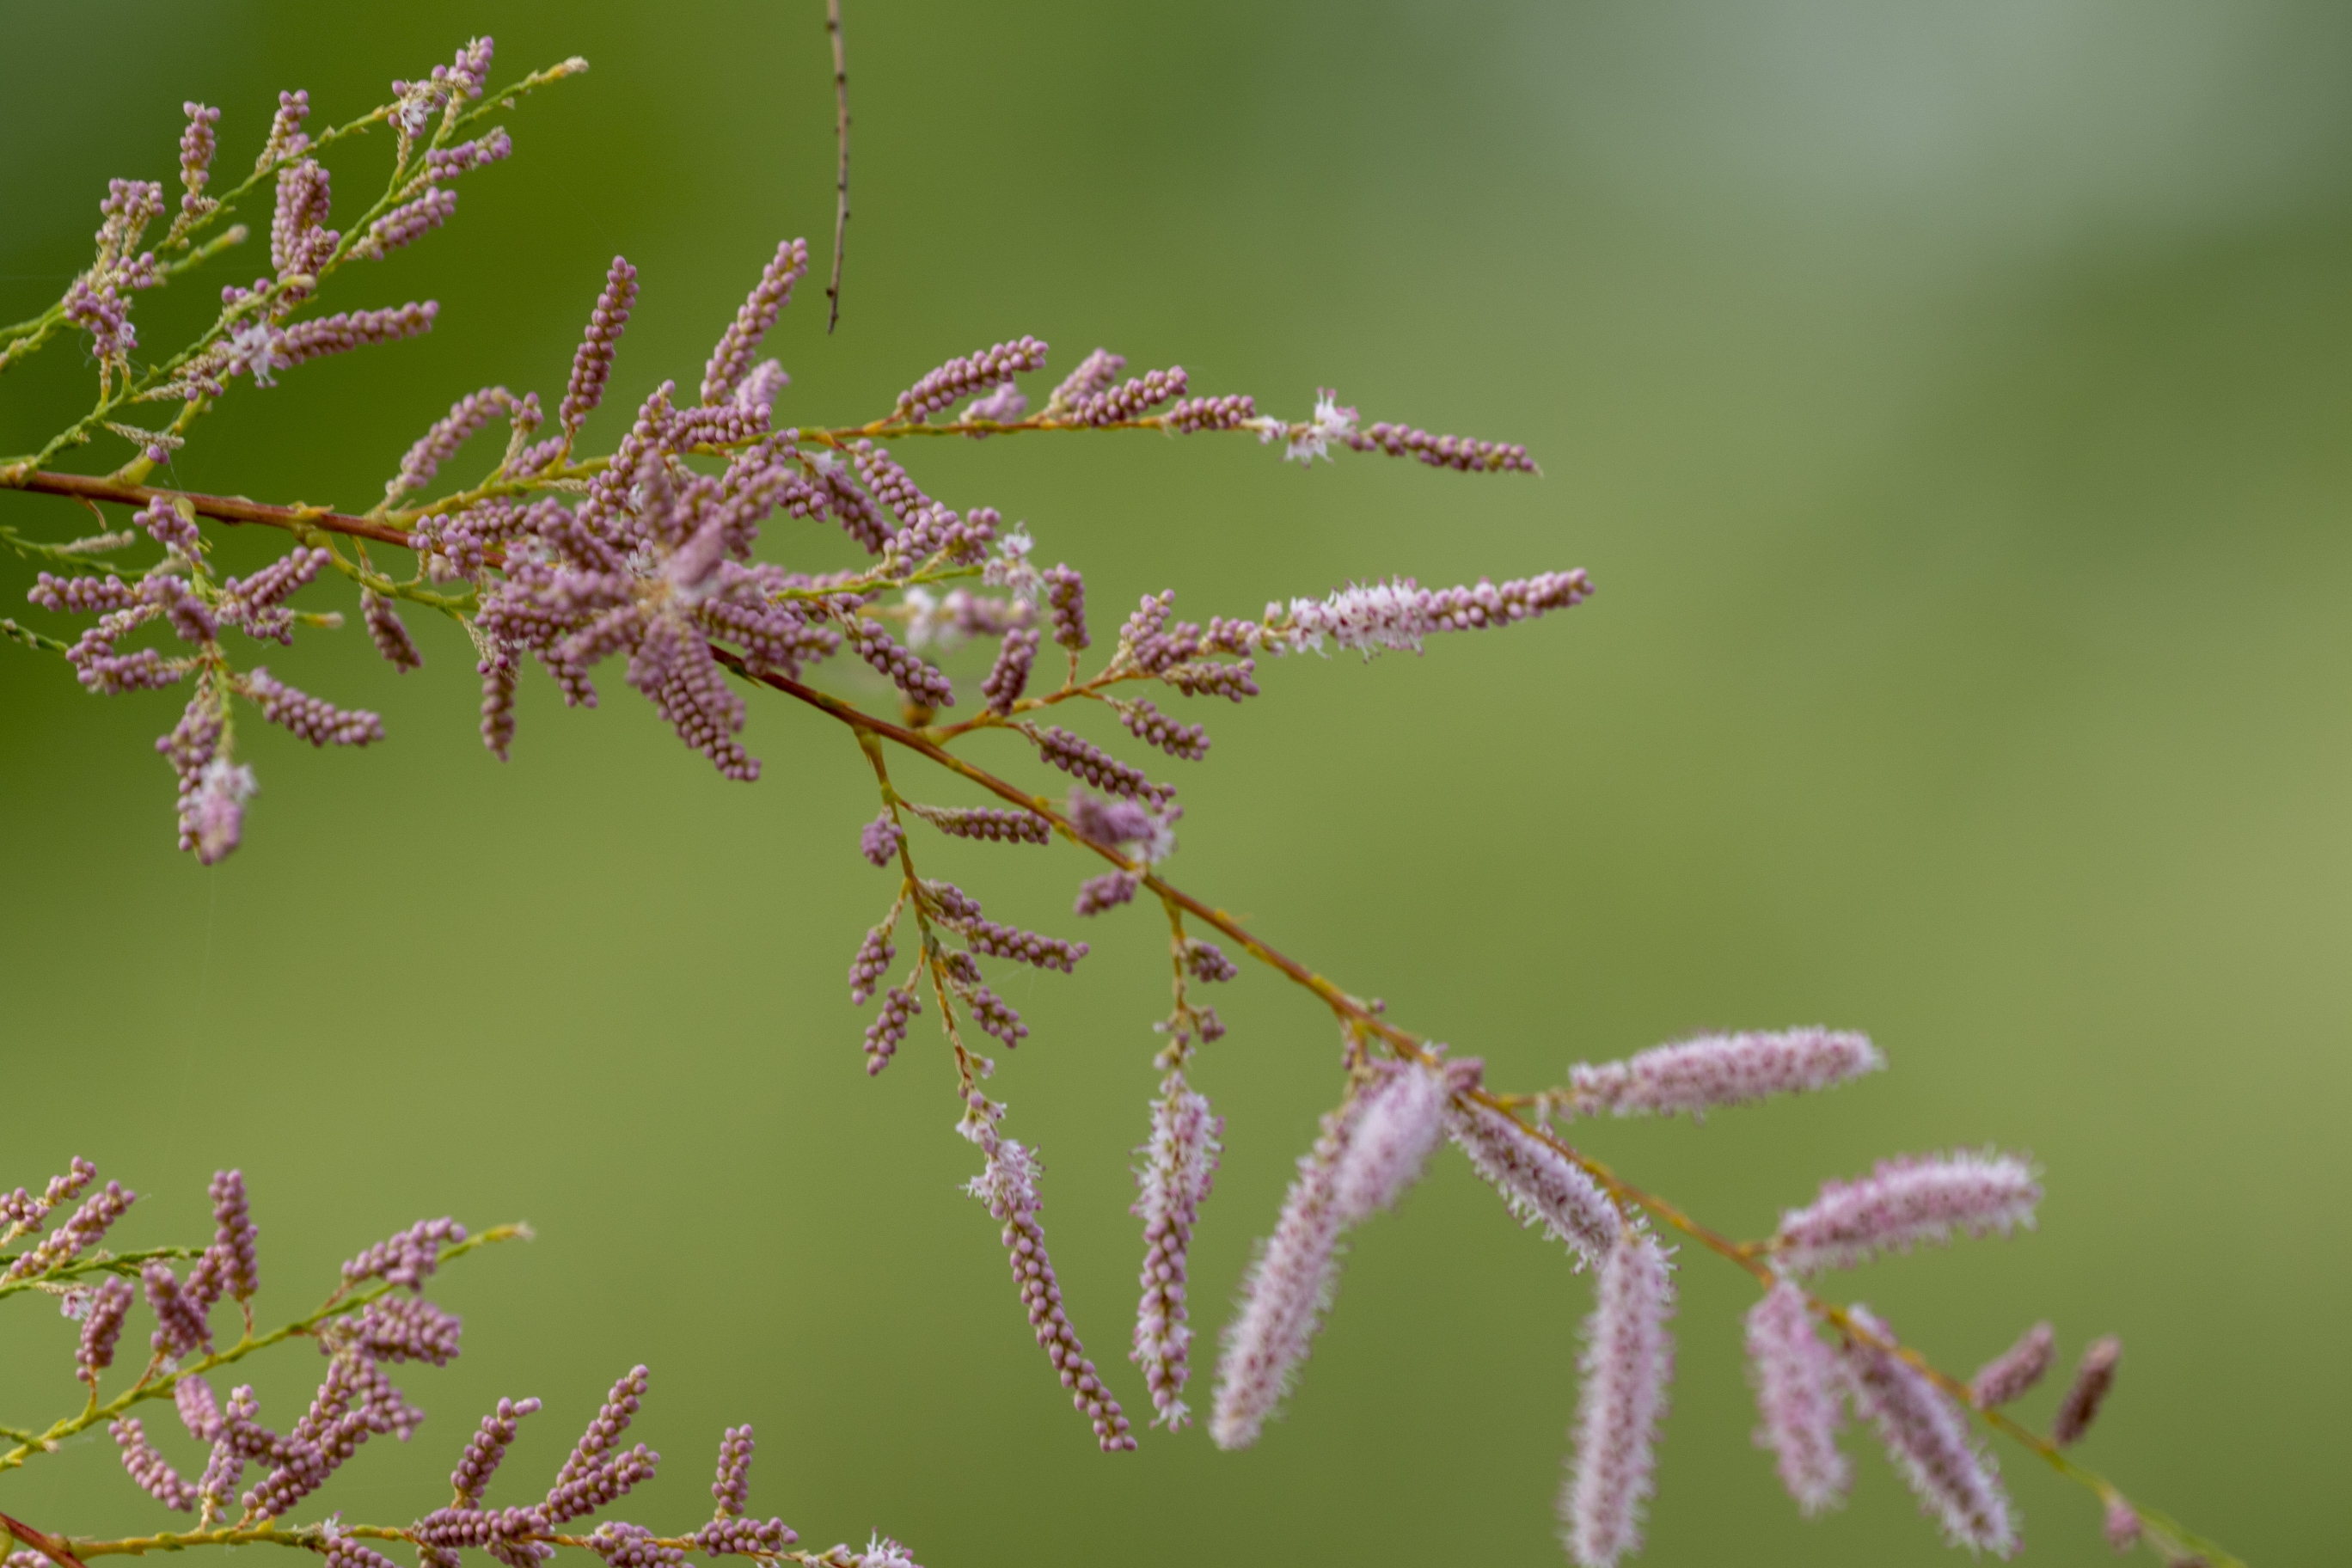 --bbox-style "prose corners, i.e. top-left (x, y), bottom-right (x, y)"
top-left (3, 2), bottom-right (2348, 1564)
